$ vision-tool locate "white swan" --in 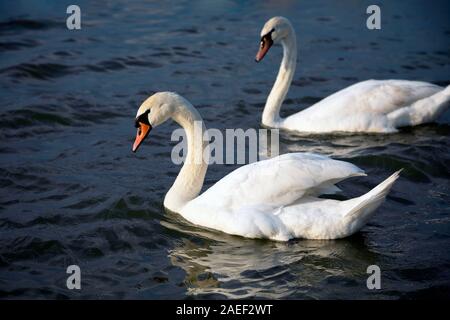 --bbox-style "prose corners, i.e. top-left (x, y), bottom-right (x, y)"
top-left (255, 16), bottom-right (450, 133)
top-left (132, 92), bottom-right (401, 241)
